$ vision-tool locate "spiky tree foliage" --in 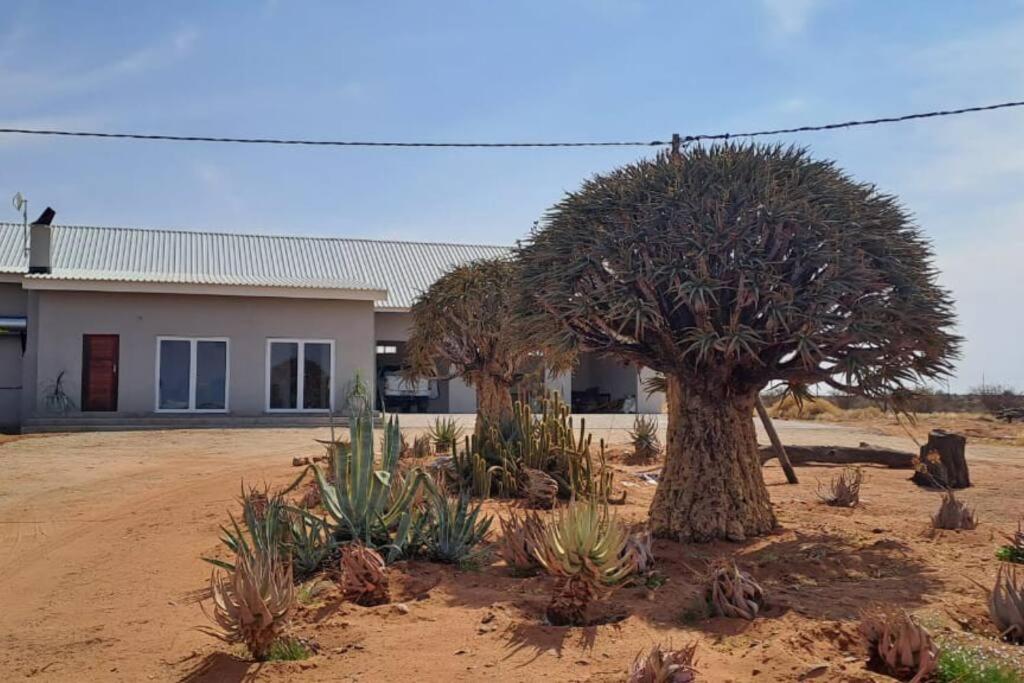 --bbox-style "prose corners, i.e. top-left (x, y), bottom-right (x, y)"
top-left (405, 257), bottom-right (540, 433)
top-left (518, 144), bottom-right (959, 542)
